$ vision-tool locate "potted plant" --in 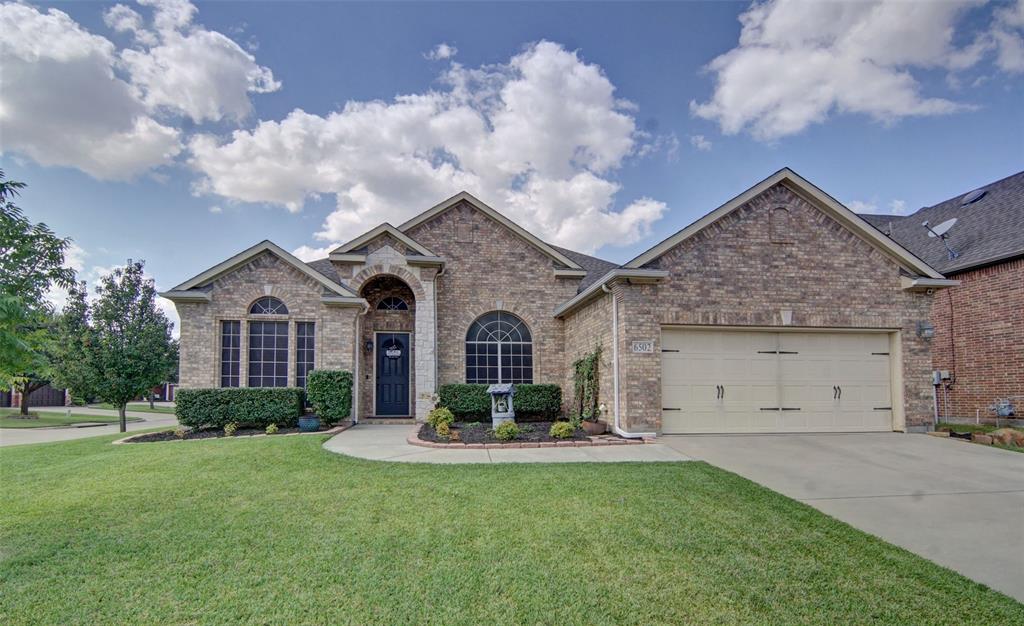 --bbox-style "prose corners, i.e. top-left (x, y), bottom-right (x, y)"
top-left (580, 409), bottom-right (606, 435)
top-left (298, 413), bottom-right (321, 432)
